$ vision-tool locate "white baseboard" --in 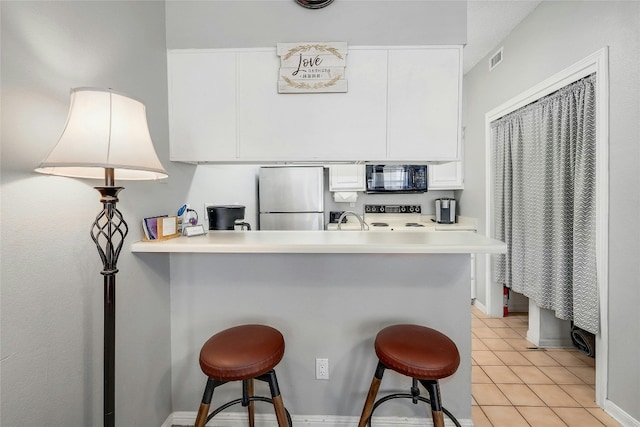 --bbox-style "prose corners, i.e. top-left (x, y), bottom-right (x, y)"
top-left (525, 332), bottom-right (573, 348)
top-left (507, 302), bottom-right (529, 313)
top-left (472, 299), bottom-right (488, 315)
top-left (604, 399), bottom-right (640, 427)
top-left (161, 412), bottom-right (474, 427)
